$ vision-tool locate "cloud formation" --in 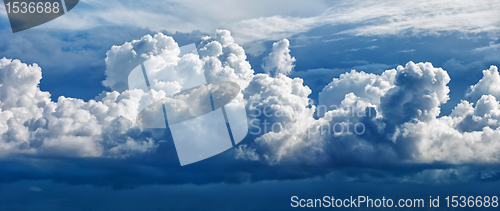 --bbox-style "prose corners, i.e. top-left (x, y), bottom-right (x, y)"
top-left (262, 38), bottom-right (296, 76)
top-left (12, 0), bottom-right (498, 46)
top-left (242, 58), bottom-right (500, 165)
top-left (0, 58), bottom-right (156, 158)
top-left (230, 0), bottom-right (500, 44)
top-left (1, 30), bottom-right (500, 187)
top-left (0, 29), bottom-right (257, 160)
